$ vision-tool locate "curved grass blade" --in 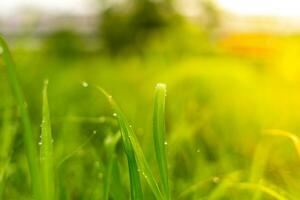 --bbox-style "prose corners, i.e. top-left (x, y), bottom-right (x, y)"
top-left (235, 181), bottom-right (292, 200)
top-left (0, 35), bottom-right (41, 199)
top-left (208, 171), bottom-right (241, 200)
top-left (153, 83), bottom-right (170, 200)
top-left (249, 138), bottom-right (272, 200)
top-left (97, 87), bottom-right (143, 200)
top-left (97, 87), bottom-right (165, 200)
top-left (40, 80), bottom-right (55, 200)
top-left (264, 129), bottom-right (300, 160)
